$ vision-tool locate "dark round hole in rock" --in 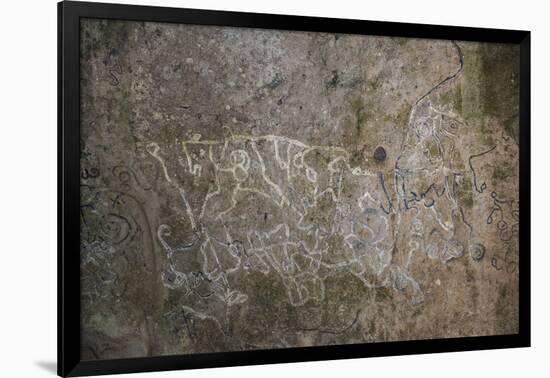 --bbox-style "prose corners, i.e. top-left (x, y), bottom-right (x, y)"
top-left (373, 146), bottom-right (387, 161)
